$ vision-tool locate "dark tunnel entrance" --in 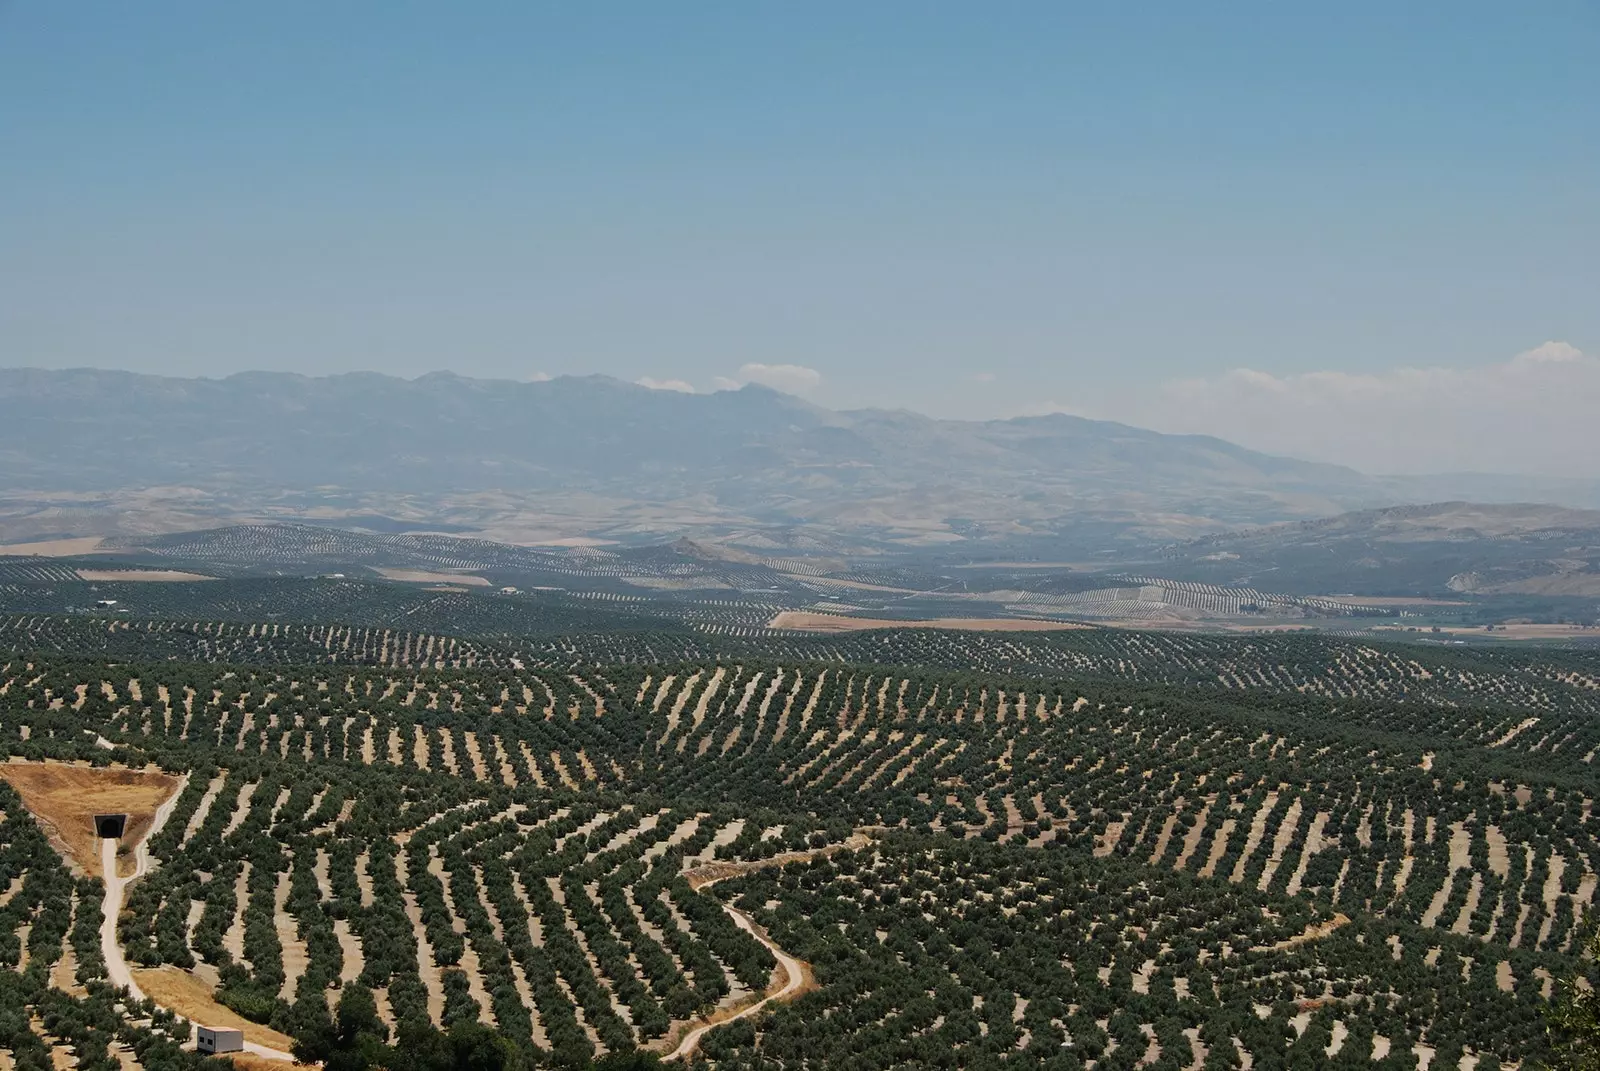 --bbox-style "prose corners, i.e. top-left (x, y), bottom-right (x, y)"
top-left (93, 813), bottom-right (127, 839)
